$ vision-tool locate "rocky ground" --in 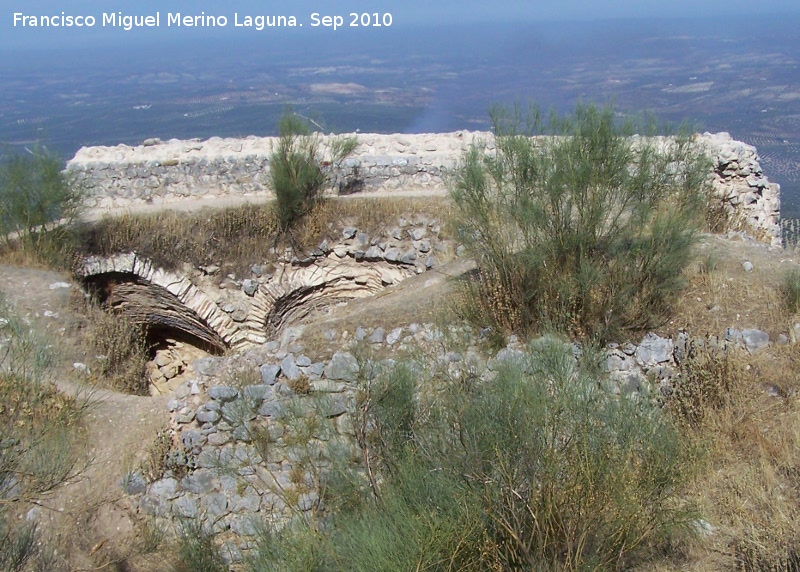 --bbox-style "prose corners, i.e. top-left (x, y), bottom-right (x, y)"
top-left (2, 211), bottom-right (799, 568)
